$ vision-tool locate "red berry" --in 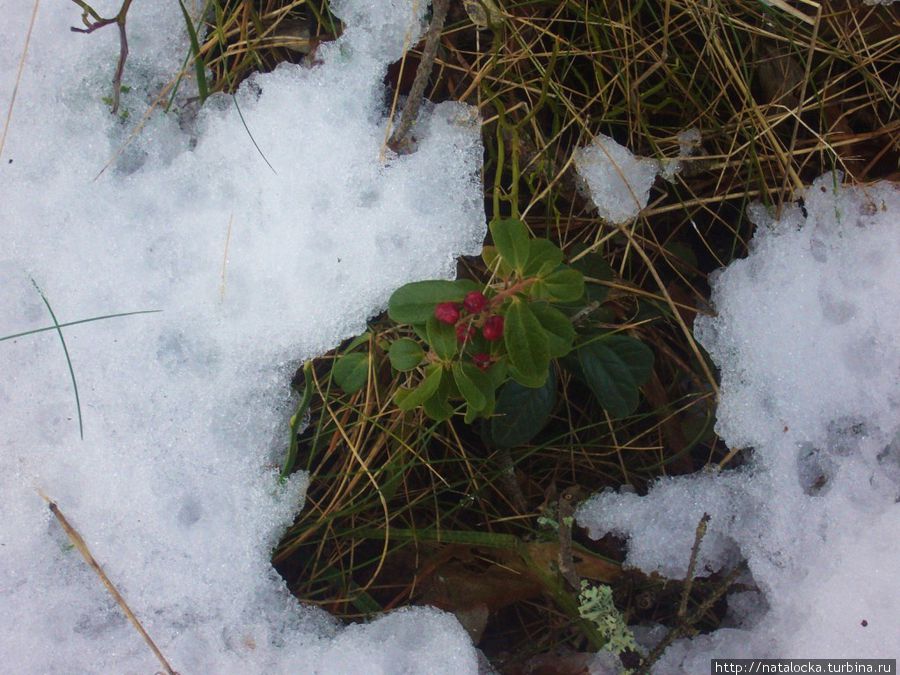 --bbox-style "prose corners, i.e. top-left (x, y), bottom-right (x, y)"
top-left (434, 302), bottom-right (460, 325)
top-left (463, 291), bottom-right (488, 314)
top-left (473, 353), bottom-right (492, 371)
top-left (456, 323), bottom-right (476, 342)
top-left (482, 315), bottom-right (504, 341)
